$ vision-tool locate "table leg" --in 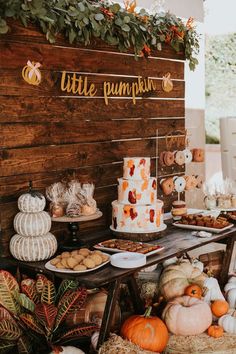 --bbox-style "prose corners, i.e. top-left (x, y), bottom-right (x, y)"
top-left (219, 234), bottom-right (236, 286)
top-left (96, 278), bottom-right (121, 350)
top-left (126, 275), bottom-right (145, 314)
